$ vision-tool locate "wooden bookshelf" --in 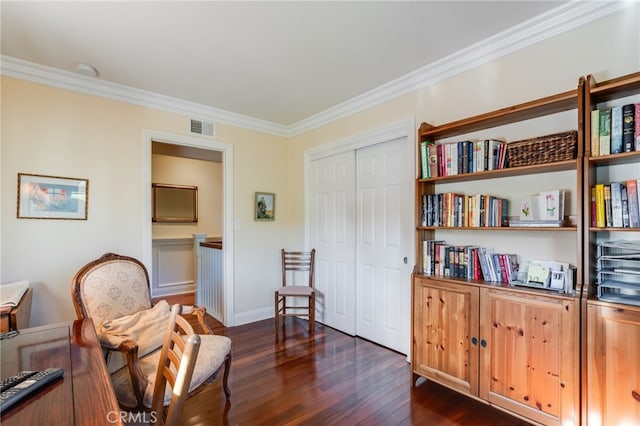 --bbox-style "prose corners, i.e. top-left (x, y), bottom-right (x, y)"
top-left (411, 78), bottom-right (585, 426)
top-left (581, 71), bottom-right (640, 426)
